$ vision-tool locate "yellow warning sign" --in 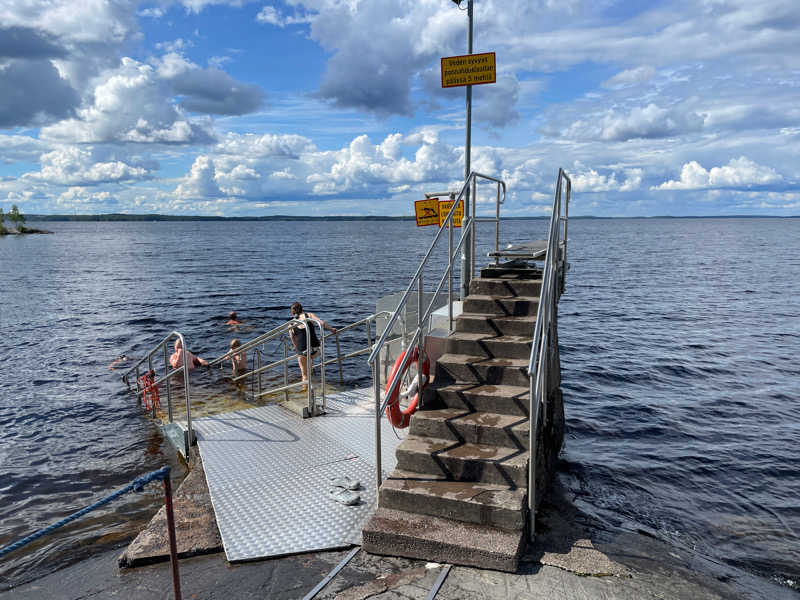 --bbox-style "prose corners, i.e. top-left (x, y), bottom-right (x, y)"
top-left (441, 52), bottom-right (496, 88)
top-left (438, 199), bottom-right (464, 227)
top-left (415, 199), bottom-right (440, 227)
